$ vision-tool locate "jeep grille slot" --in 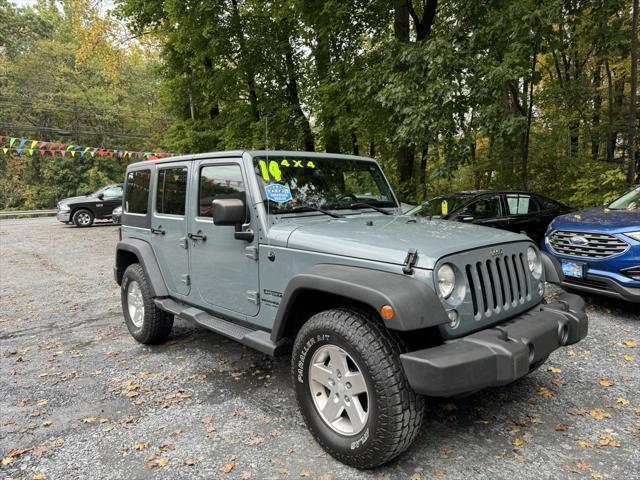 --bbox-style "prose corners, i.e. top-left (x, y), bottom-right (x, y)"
top-left (464, 253), bottom-right (530, 319)
top-left (549, 230), bottom-right (628, 259)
